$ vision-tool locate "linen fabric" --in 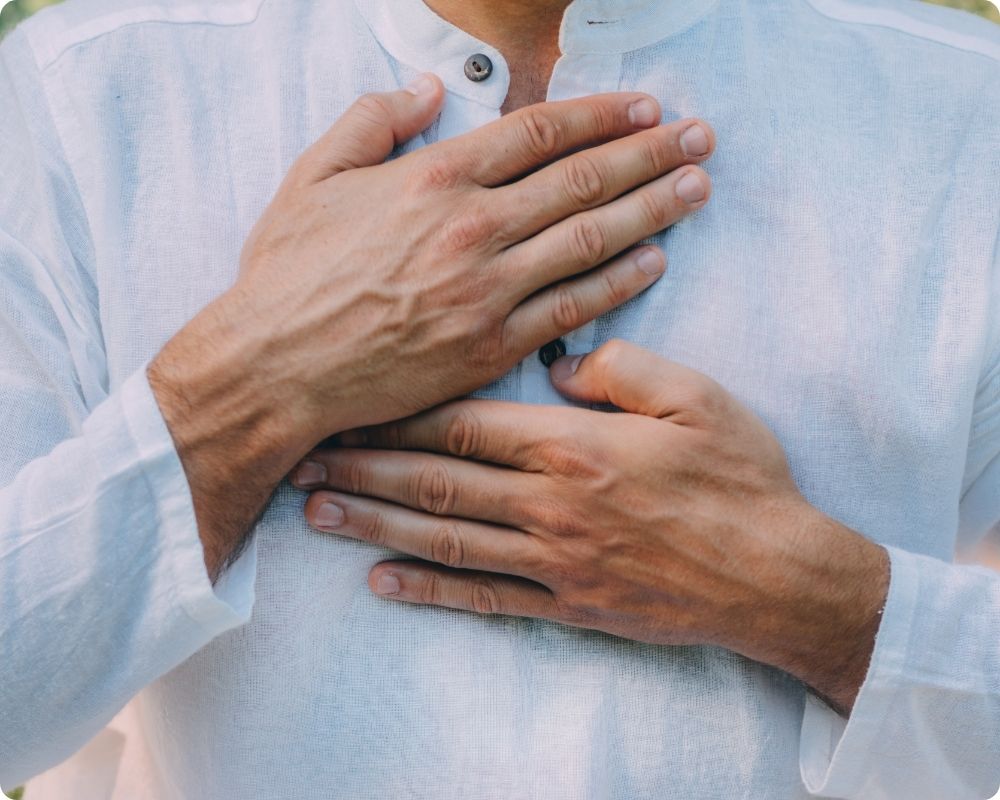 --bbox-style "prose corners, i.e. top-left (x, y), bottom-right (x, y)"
top-left (1, 0), bottom-right (999, 798)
